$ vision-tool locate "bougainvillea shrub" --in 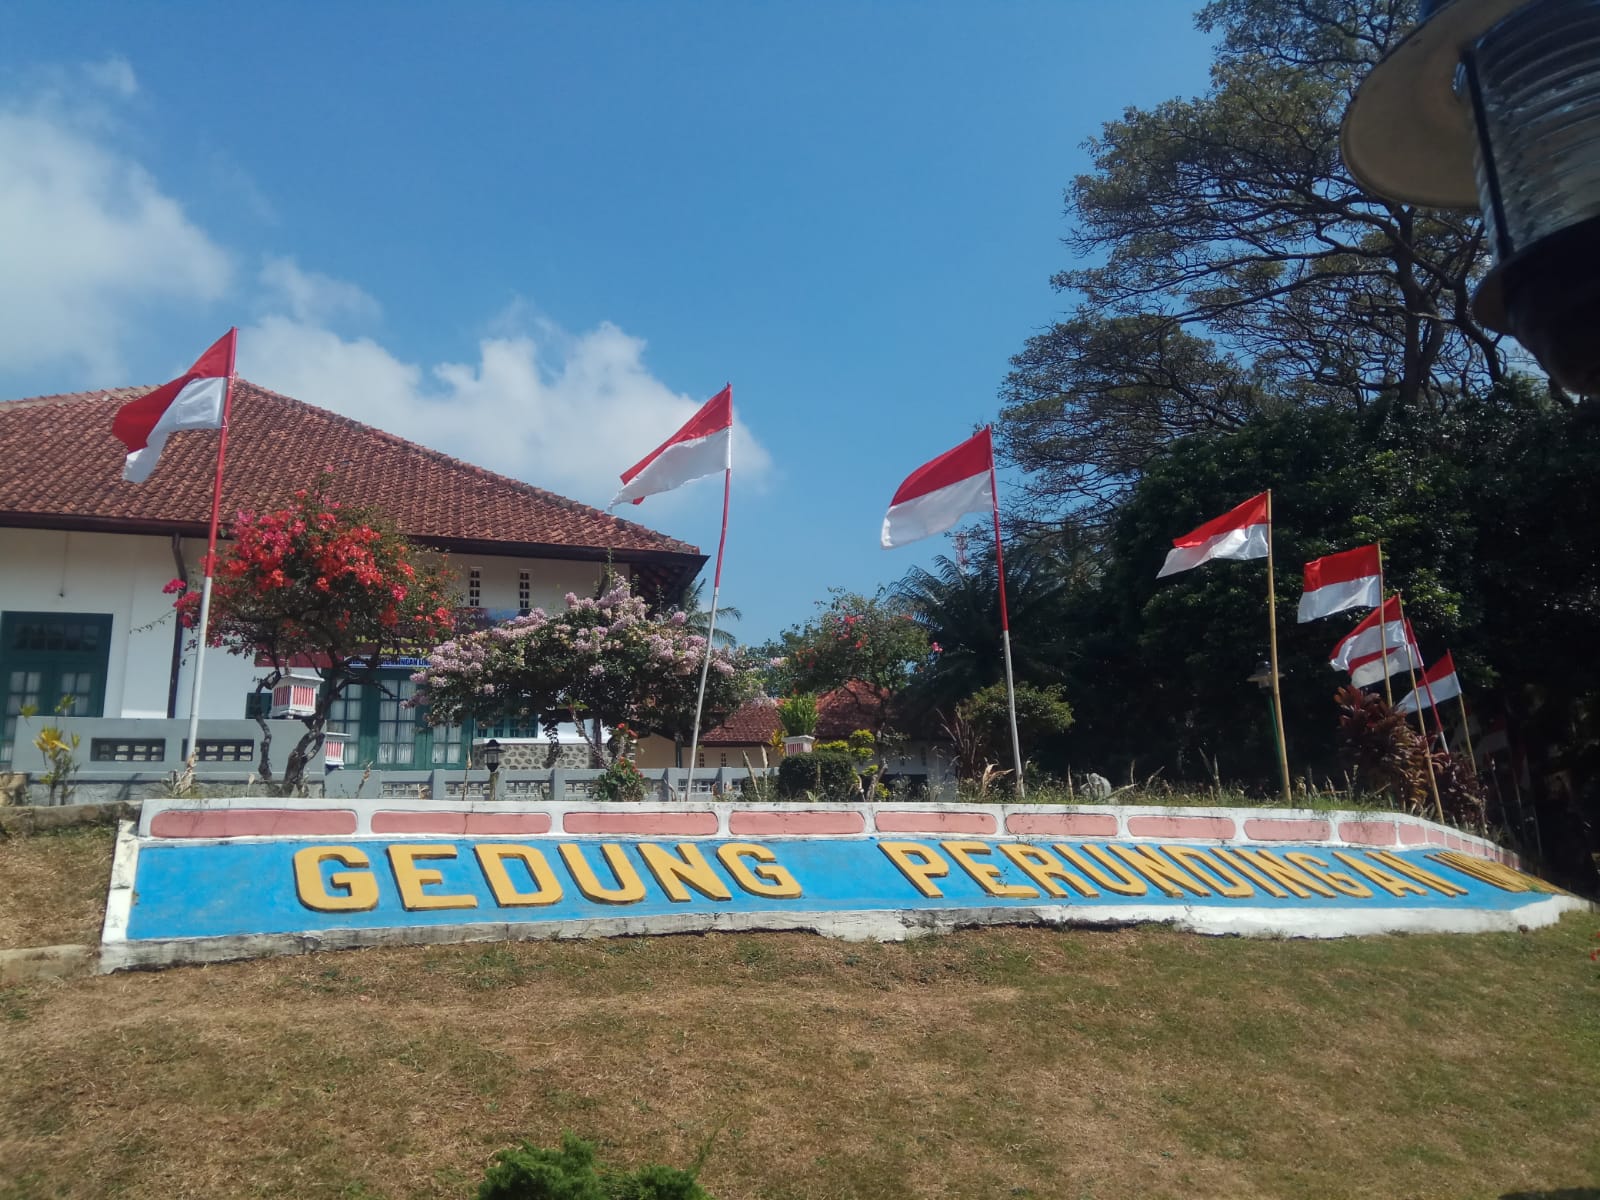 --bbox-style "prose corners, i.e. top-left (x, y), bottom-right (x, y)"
top-left (166, 480), bottom-right (457, 792)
